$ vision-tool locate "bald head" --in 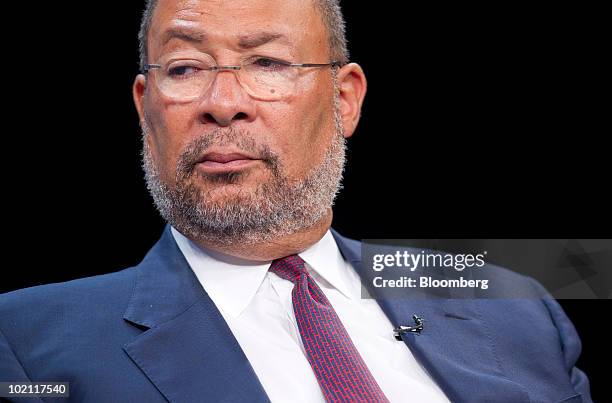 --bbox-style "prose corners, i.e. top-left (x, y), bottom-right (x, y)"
top-left (137, 0), bottom-right (349, 71)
